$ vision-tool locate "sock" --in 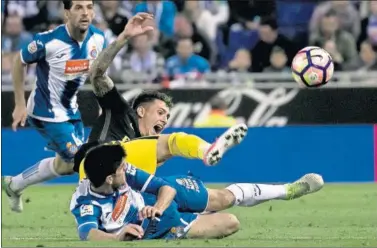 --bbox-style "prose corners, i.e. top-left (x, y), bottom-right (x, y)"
top-left (10, 157), bottom-right (59, 193)
top-left (226, 183), bottom-right (287, 207)
top-left (168, 132), bottom-right (211, 160)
